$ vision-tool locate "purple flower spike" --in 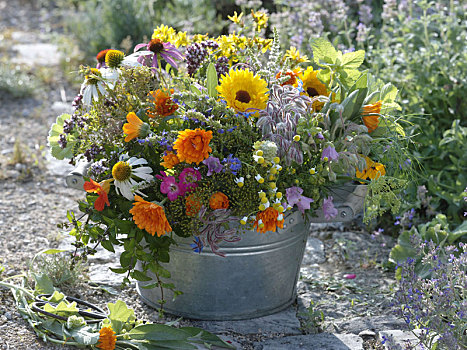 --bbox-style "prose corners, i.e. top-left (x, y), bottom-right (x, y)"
top-left (203, 156), bottom-right (223, 176)
top-left (322, 196), bottom-right (338, 220)
top-left (286, 186), bottom-right (314, 214)
top-left (321, 146), bottom-right (339, 162)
